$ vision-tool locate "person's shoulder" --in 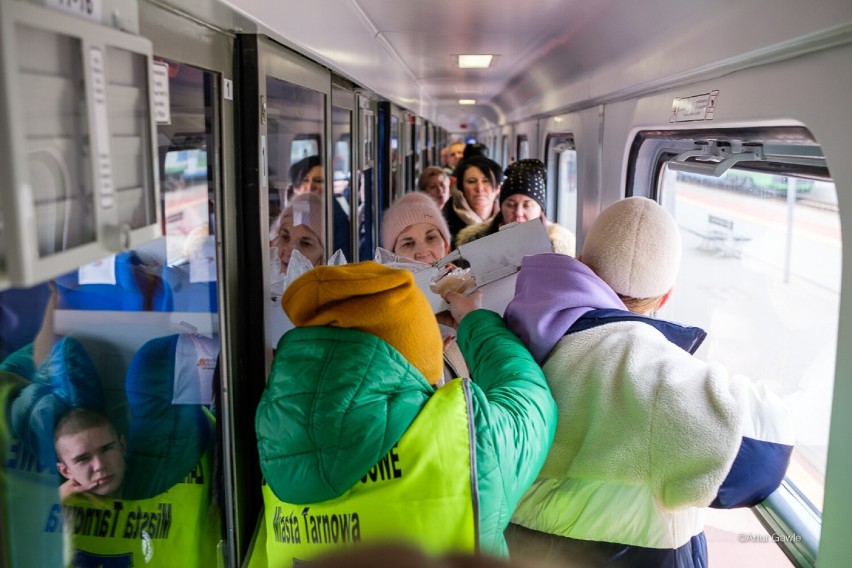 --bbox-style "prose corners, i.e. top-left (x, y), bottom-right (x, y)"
top-left (547, 222), bottom-right (577, 256)
top-left (456, 219), bottom-right (492, 245)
